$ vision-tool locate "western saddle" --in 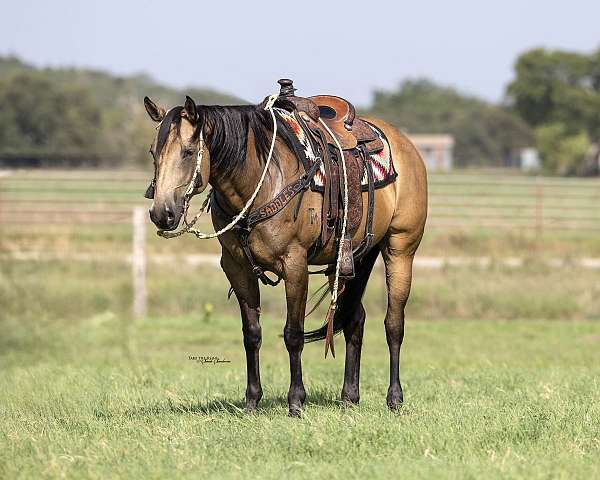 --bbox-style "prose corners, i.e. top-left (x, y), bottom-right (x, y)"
top-left (272, 79), bottom-right (382, 278)
top-left (275, 78), bottom-right (383, 152)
